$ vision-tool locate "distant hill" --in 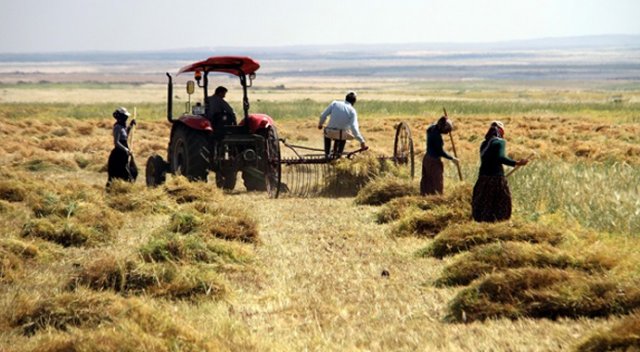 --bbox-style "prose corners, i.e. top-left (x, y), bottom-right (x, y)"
top-left (1, 35), bottom-right (639, 62)
top-left (1, 35), bottom-right (639, 82)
